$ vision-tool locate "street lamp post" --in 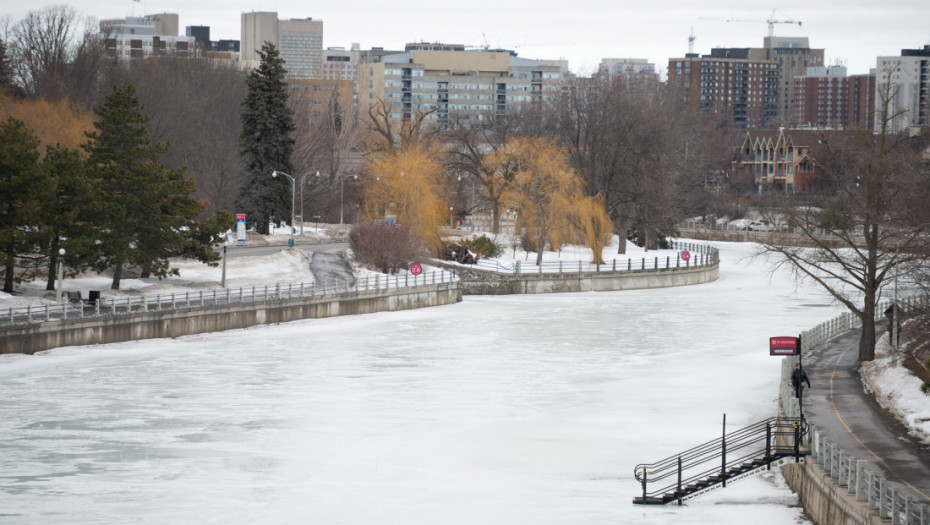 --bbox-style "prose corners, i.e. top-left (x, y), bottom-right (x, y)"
top-left (221, 245), bottom-right (227, 288)
top-left (271, 170), bottom-right (296, 238)
top-left (457, 175), bottom-right (476, 213)
top-left (340, 174), bottom-right (357, 225)
top-left (56, 248), bottom-right (65, 303)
